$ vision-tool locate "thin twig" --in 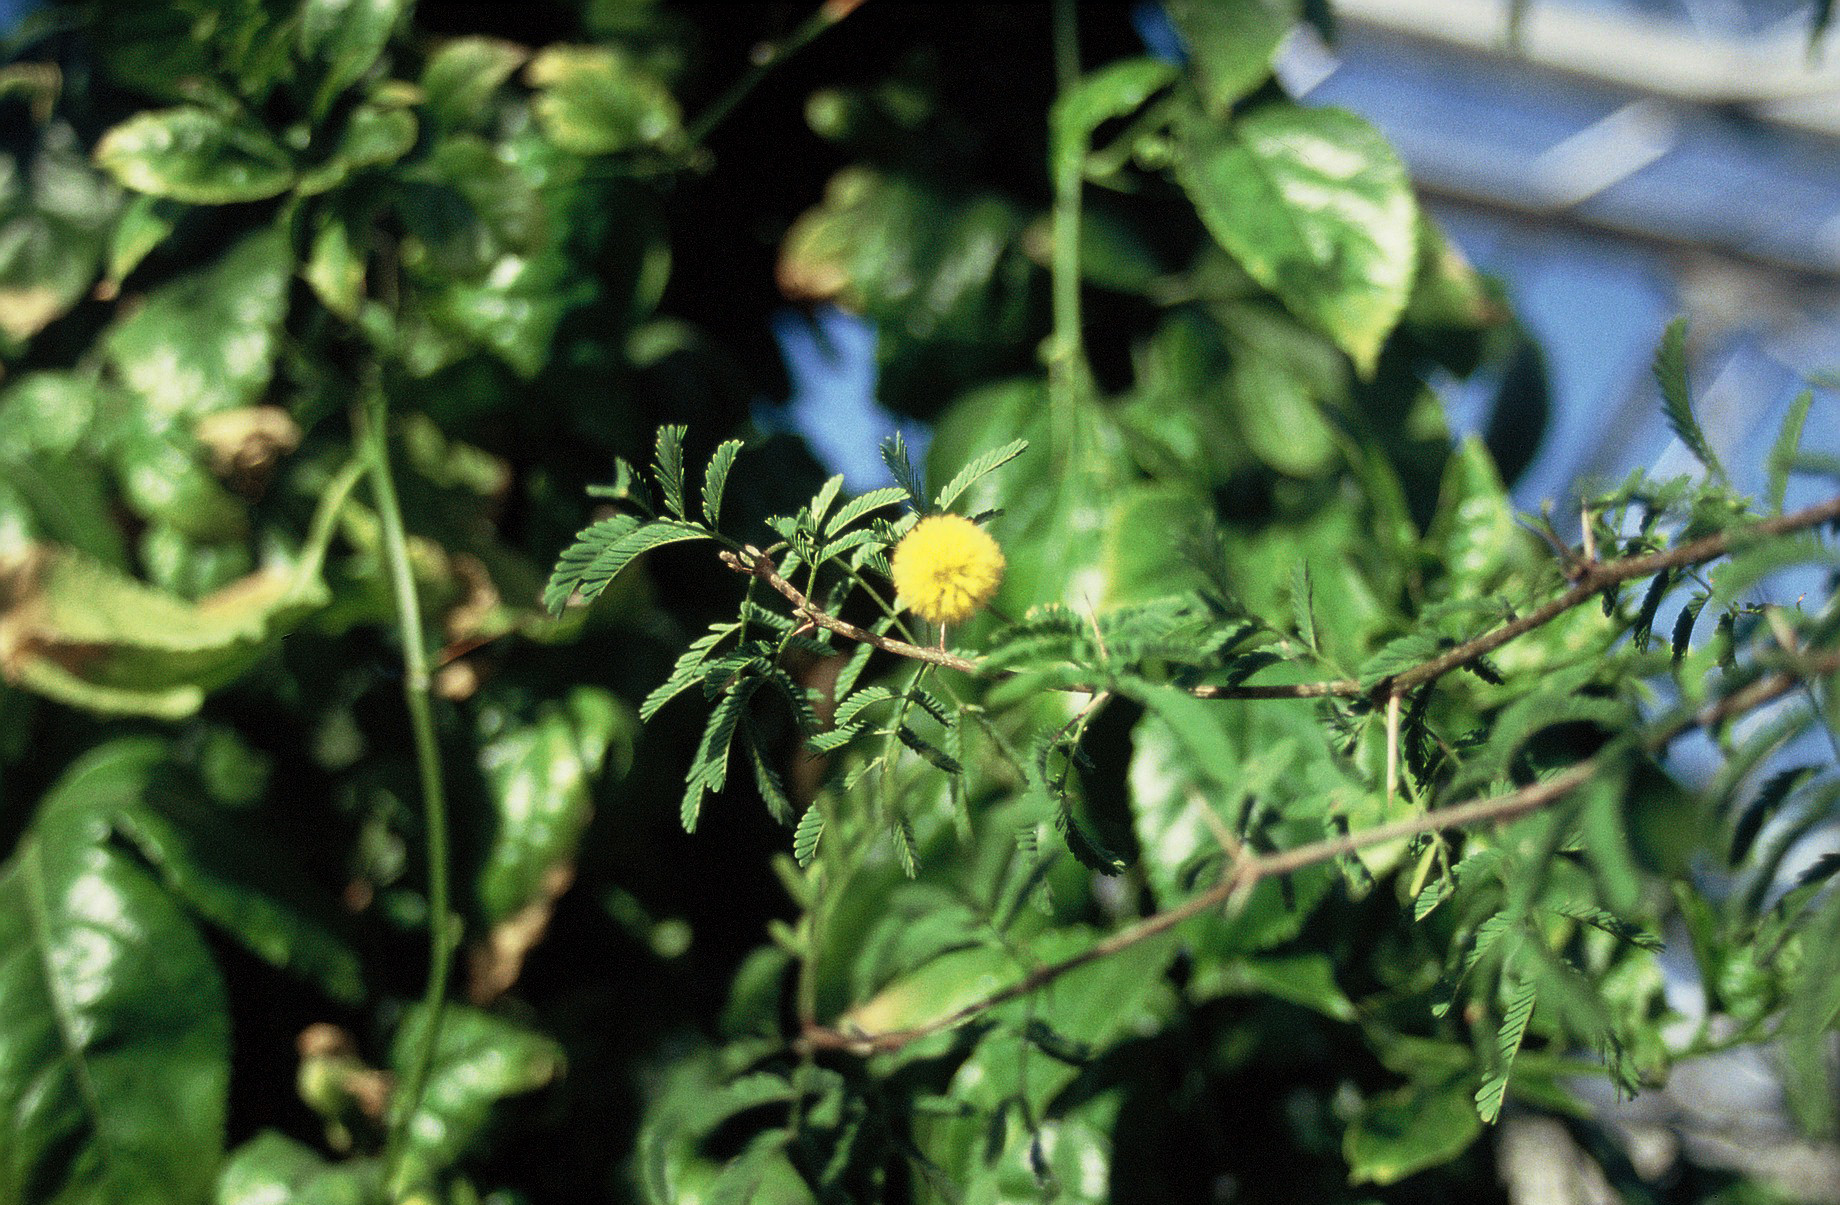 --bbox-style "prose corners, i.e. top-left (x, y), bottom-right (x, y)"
top-left (796, 649), bottom-right (1840, 1056)
top-left (682, 0), bottom-right (869, 151)
top-left (723, 547), bottom-right (978, 672)
top-left (730, 495), bottom-right (1840, 704)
